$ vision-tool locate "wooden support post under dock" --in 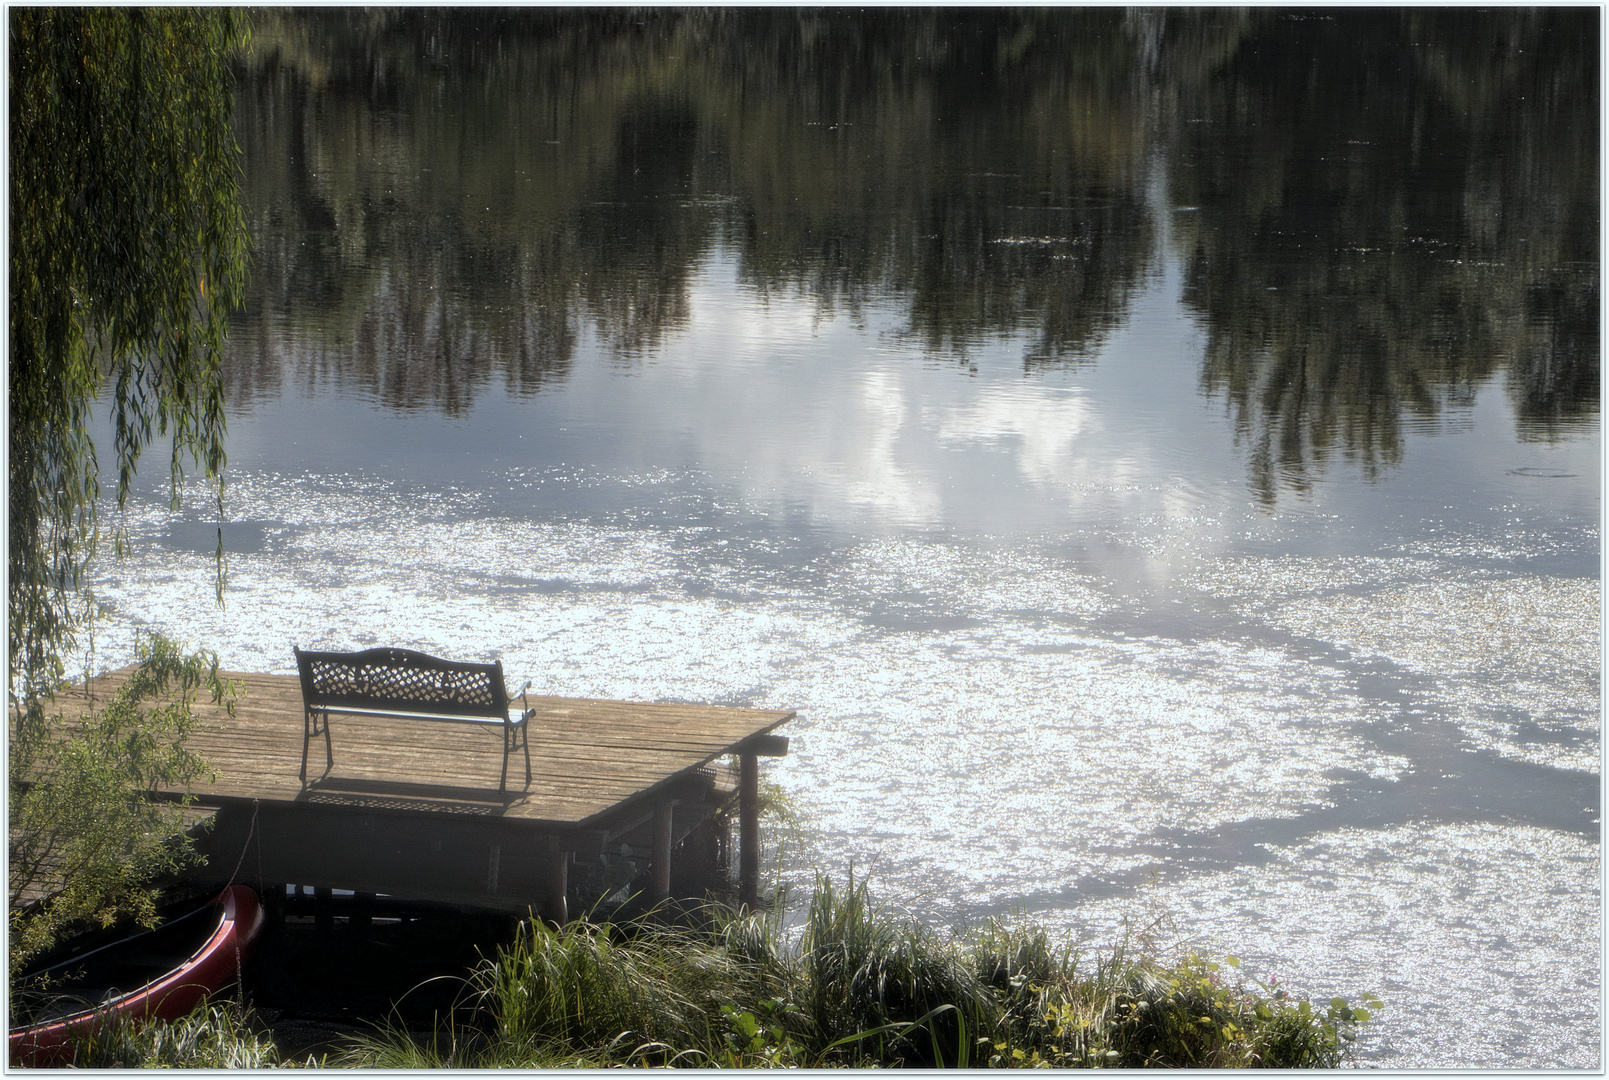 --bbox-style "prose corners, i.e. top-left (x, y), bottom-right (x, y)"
top-left (314, 886), bottom-right (333, 933)
top-left (352, 891), bottom-right (374, 932)
top-left (736, 733), bottom-right (788, 911)
top-left (651, 798), bottom-right (677, 902)
top-left (543, 843), bottom-right (569, 925)
top-left (739, 753), bottom-right (760, 910)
